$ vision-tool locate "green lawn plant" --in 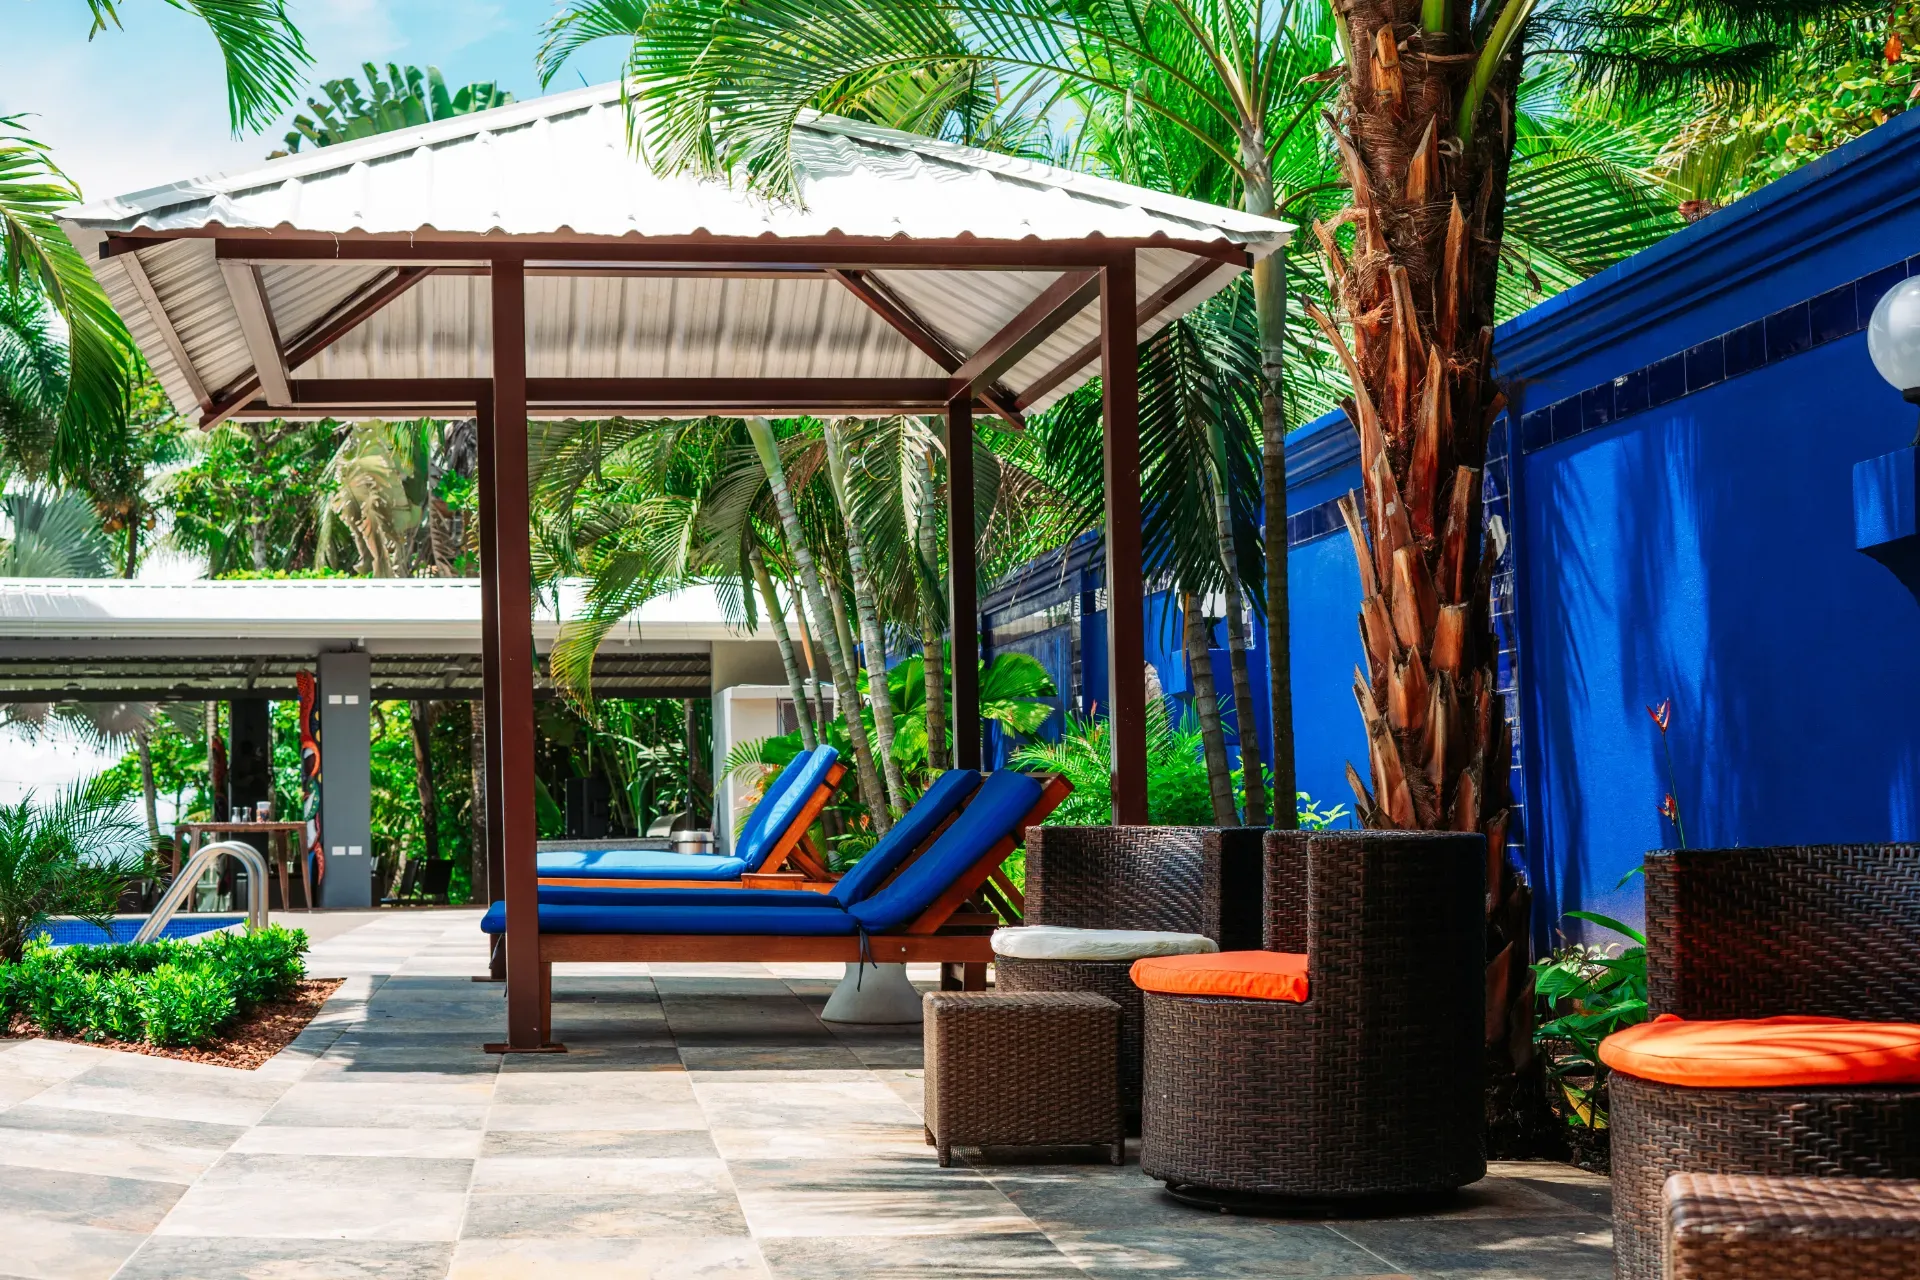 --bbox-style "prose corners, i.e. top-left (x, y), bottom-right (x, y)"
top-left (0, 925), bottom-right (309, 1049)
top-left (1531, 910), bottom-right (1649, 1136)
